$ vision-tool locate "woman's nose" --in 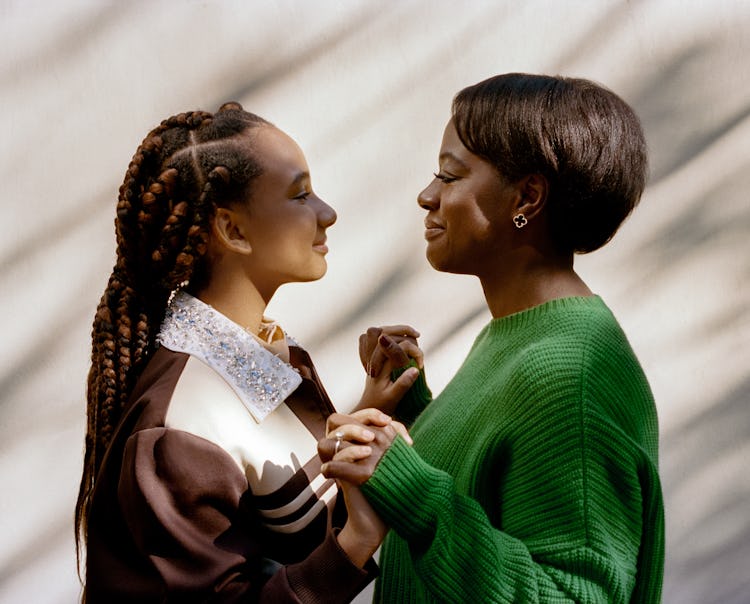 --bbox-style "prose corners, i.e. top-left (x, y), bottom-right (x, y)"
top-left (417, 181), bottom-right (439, 211)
